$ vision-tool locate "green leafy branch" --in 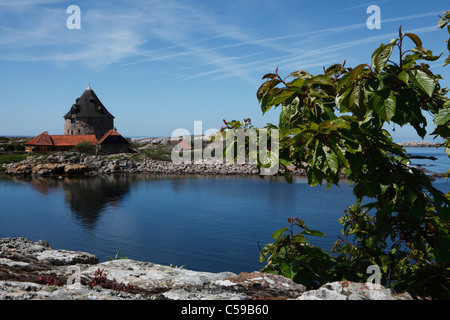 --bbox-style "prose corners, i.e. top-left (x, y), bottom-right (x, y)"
top-left (250, 15), bottom-right (450, 299)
